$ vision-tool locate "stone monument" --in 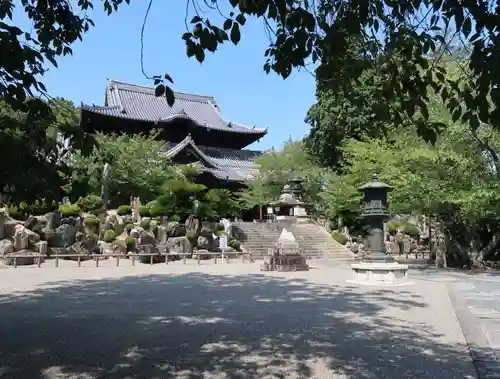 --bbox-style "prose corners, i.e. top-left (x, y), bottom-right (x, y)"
top-left (349, 174), bottom-right (412, 286)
